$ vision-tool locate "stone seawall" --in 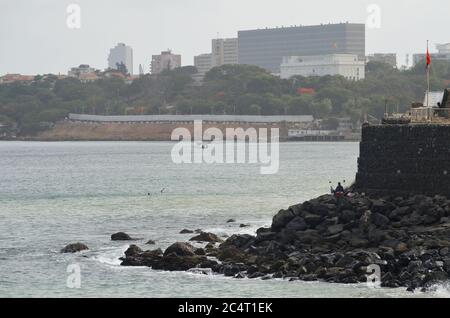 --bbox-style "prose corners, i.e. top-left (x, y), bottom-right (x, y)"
top-left (355, 124), bottom-right (450, 197)
top-left (33, 121), bottom-right (287, 141)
